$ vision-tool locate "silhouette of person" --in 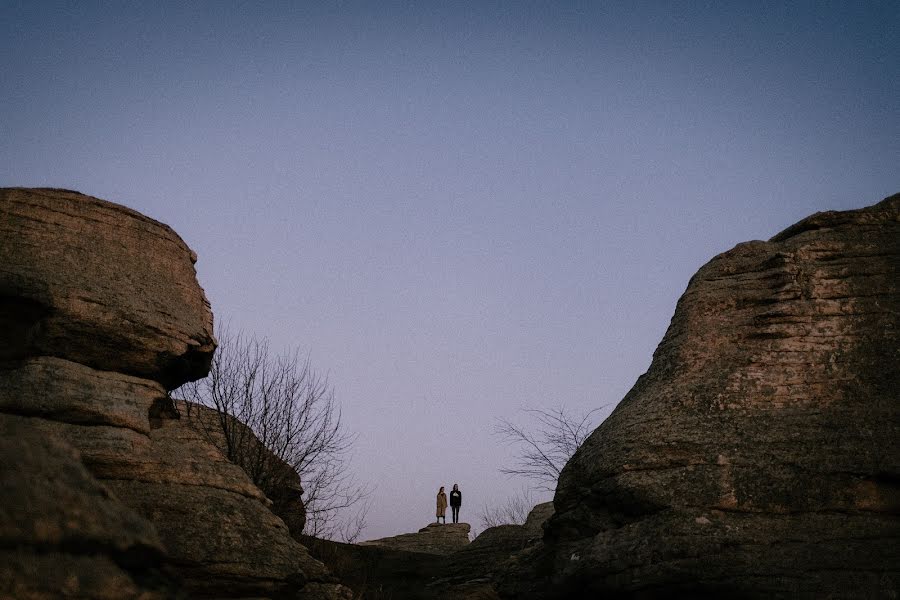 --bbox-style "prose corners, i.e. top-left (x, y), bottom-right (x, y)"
top-left (436, 486), bottom-right (448, 524)
top-left (450, 483), bottom-right (462, 523)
